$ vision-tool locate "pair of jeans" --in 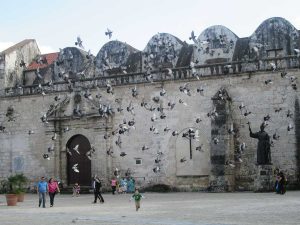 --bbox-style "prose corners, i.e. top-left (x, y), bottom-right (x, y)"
top-left (39, 192), bottom-right (46, 207)
top-left (49, 192), bottom-right (56, 206)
